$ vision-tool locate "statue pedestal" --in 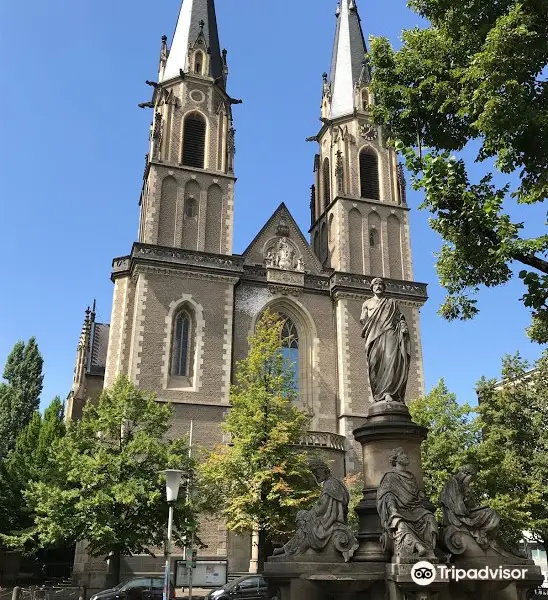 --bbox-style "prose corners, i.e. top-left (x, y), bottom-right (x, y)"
top-left (352, 402), bottom-right (428, 563)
